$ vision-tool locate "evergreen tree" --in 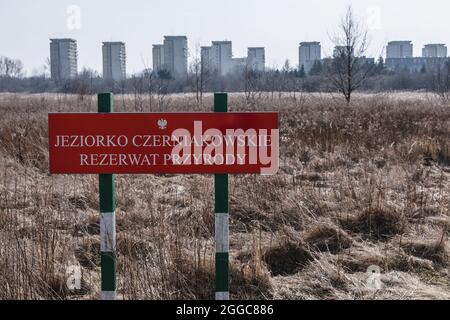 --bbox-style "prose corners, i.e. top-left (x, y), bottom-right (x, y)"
top-left (157, 69), bottom-right (172, 80)
top-left (420, 64), bottom-right (427, 74)
top-left (375, 56), bottom-right (385, 74)
top-left (299, 65), bottom-right (306, 78)
top-left (309, 61), bottom-right (322, 76)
